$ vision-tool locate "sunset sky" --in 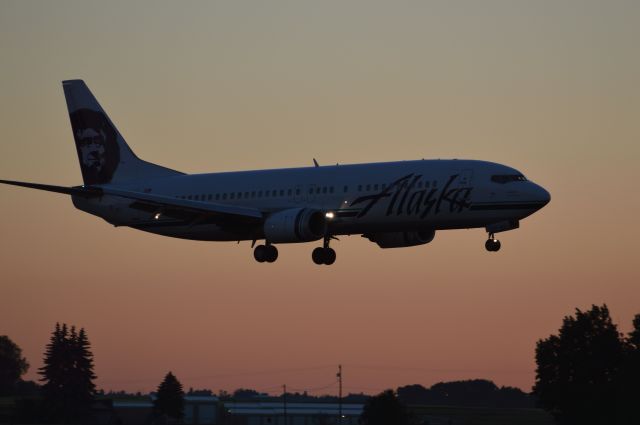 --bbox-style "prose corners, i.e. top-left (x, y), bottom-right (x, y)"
top-left (1, 1), bottom-right (639, 395)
